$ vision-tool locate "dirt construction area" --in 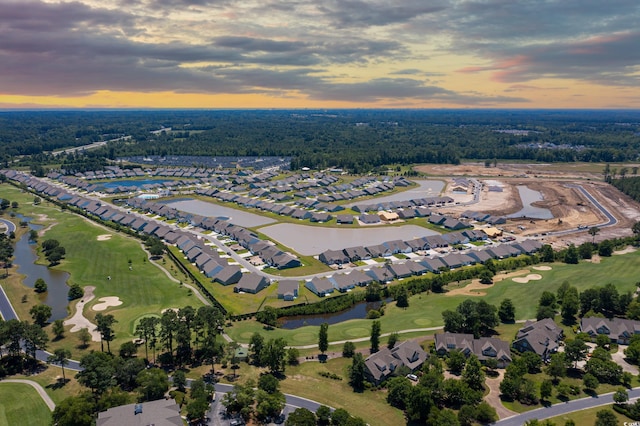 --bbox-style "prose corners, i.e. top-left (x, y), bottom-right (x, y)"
top-left (415, 162), bottom-right (640, 247)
